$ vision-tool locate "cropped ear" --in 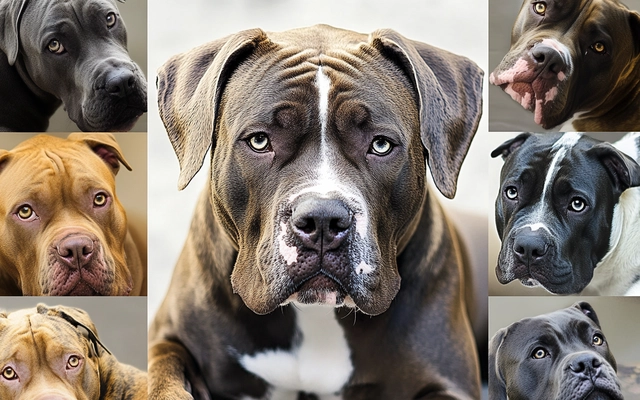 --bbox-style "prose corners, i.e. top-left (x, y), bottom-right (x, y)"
top-left (491, 132), bottom-right (533, 159)
top-left (67, 133), bottom-right (132, 175)
top-left (157, 28), bottom-right (268, 190)
top-left (572, 301), bottom-right (601, 328)
top-left (587, 142), bottom-right (640, 194)
top-left (0, 0), bottom-right (28, 64)
top-left (369, 29), bottom-right (484, 199)
top-left (488, 327), bottom-right (509, 400)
